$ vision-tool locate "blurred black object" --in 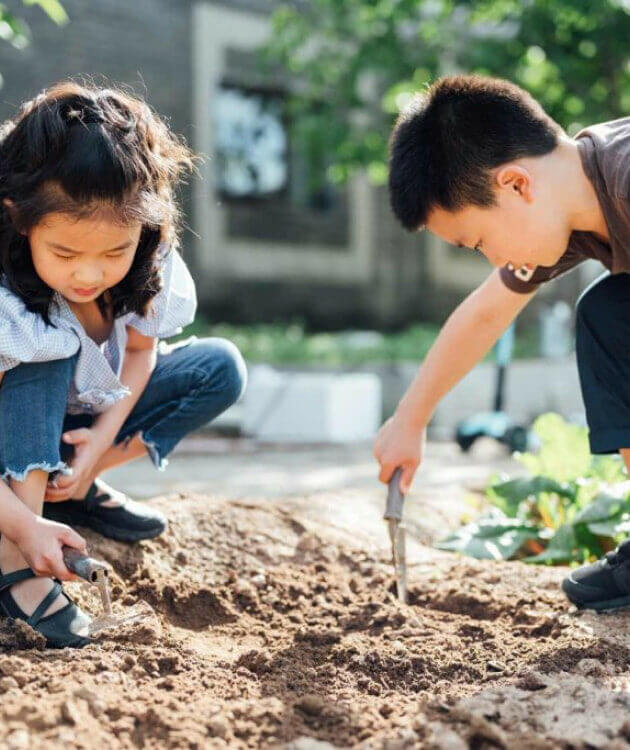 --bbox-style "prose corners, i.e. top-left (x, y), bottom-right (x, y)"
top-left (455, 322), bottom-right (530, 454)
